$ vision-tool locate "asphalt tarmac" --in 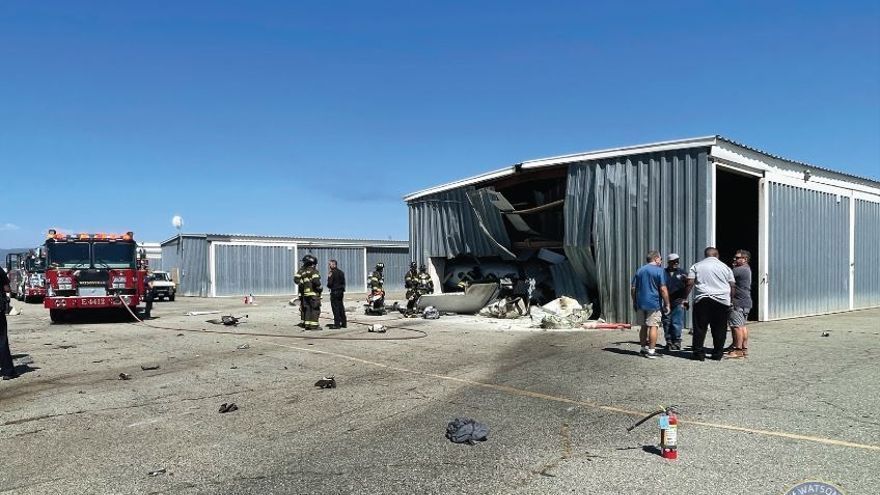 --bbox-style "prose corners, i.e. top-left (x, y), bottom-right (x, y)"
top-left (1, 295), bottom-right (877, 494)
